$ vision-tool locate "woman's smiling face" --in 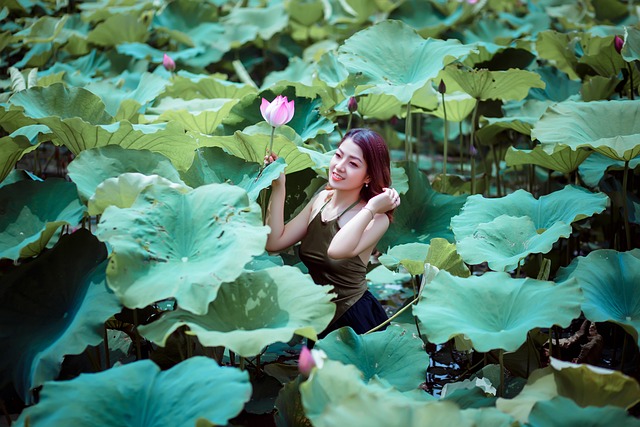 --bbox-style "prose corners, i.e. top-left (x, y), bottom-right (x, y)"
top-left (328, 137), bottom-right (369, 190)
